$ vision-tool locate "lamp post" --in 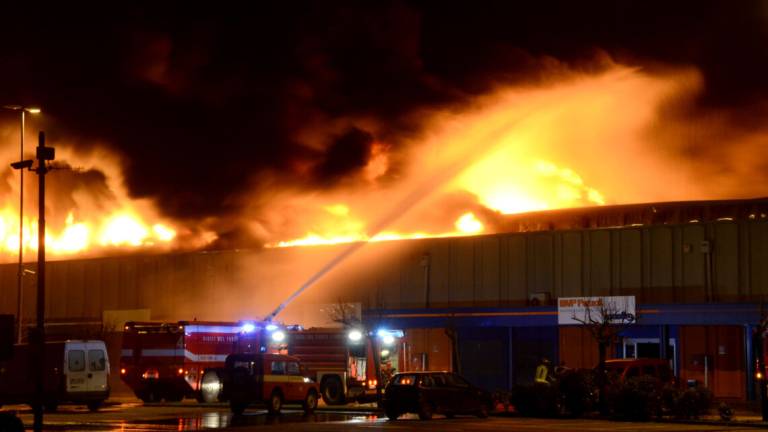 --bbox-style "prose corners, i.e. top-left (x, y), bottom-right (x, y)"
top-left (4, 104), bottom-right (40, 343)
top-left (10, 132), bottom-right (54, 432)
